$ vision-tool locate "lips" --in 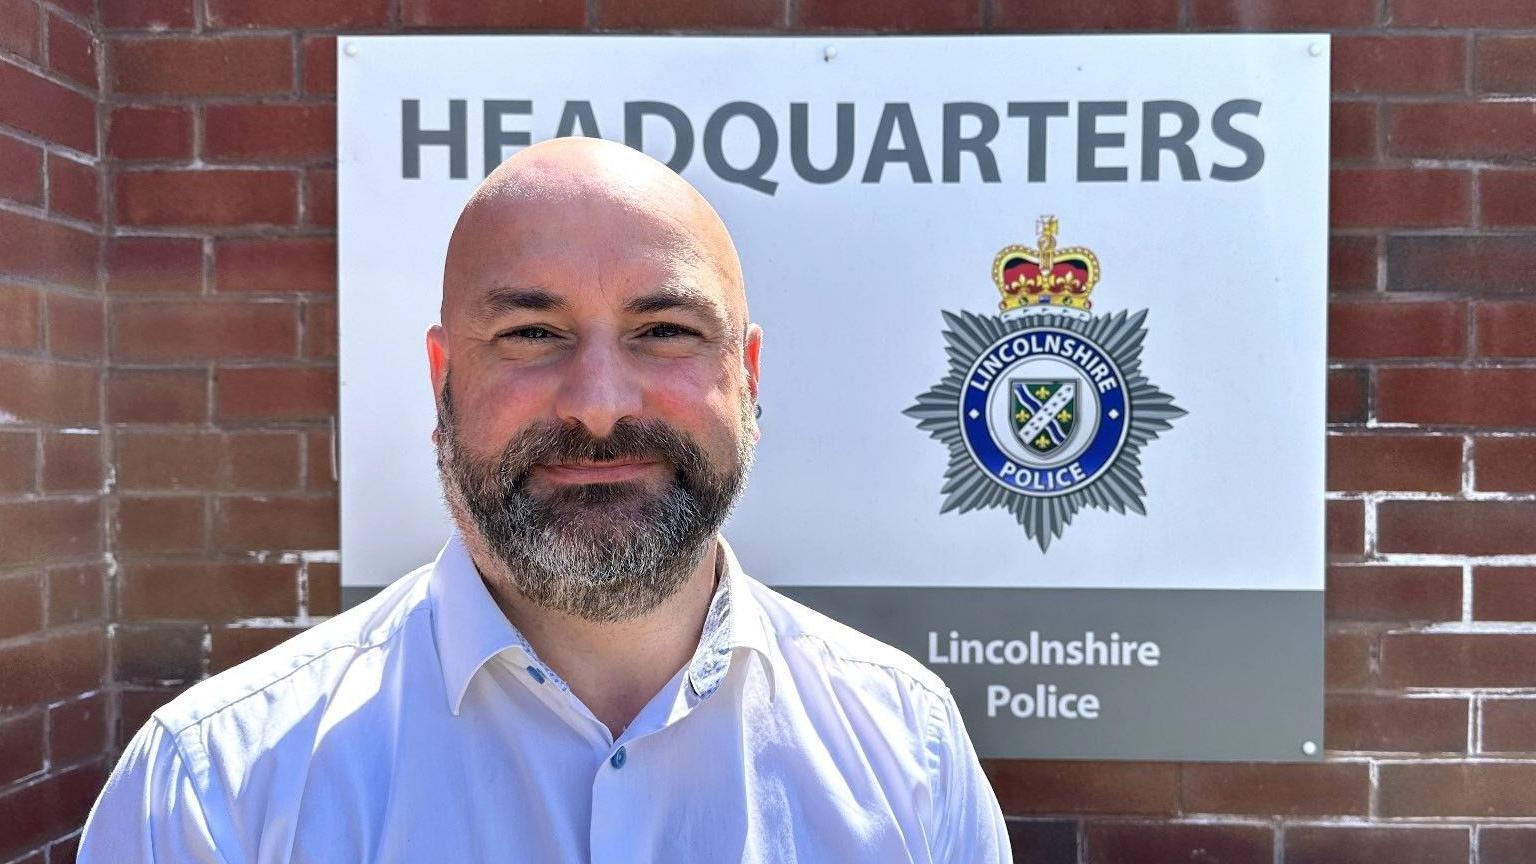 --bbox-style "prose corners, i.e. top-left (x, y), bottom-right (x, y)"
top-left (535, 460), bottom-right (662, 484)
